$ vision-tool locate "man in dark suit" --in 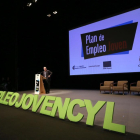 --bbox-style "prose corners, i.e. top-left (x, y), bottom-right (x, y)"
top-left (41, 67), bottom-right (52, 94)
